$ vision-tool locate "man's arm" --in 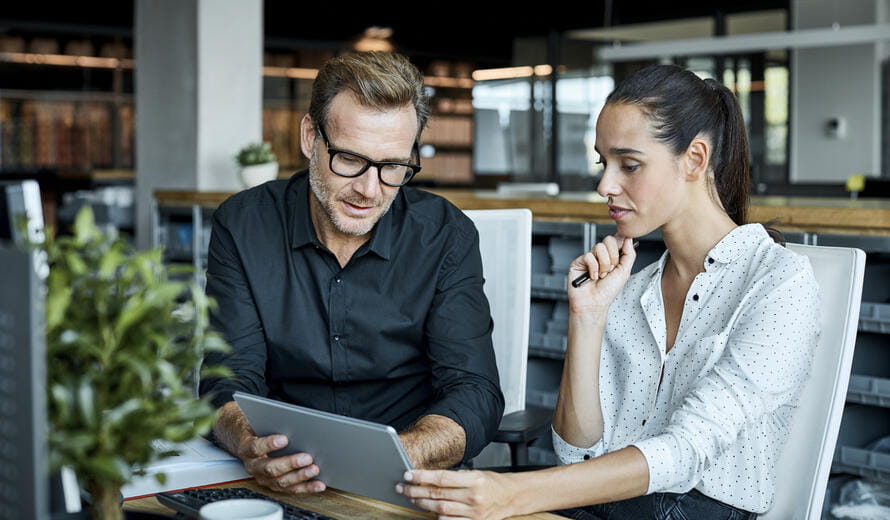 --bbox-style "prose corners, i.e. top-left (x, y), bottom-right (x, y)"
top-left (201, 208), bottom-right (324, 495)
top-left (416, 217), bottom-right (505, 465)
top-left (199, 209), bottom-right (270, 408)
top-left (214, 401), bottom-right (325, 494)
top-left (399, 414), bottom-right (467, 469)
